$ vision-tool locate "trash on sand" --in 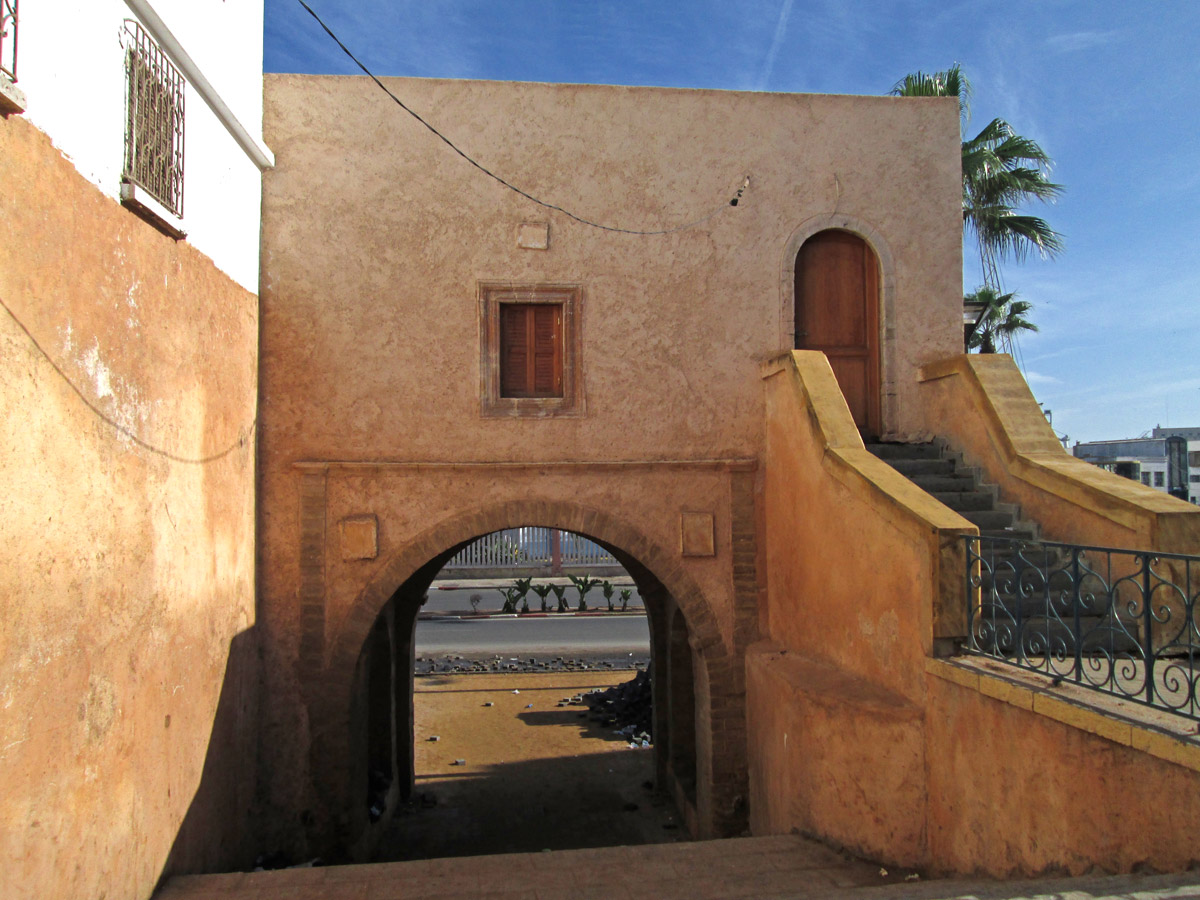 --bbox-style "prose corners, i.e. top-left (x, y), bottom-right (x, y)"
top-left (483, 701), bottom-right (494, 707)
top-left (905, 874), bottom-right (920, 882)
top-left (427, 735), bottom-right (440, 742)
top-left (512, 689), bottom-right (520, 694)
top-left (525, 703), bottom-right (533, 709)
top-left (451, 759), bottom-right (466, 766)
